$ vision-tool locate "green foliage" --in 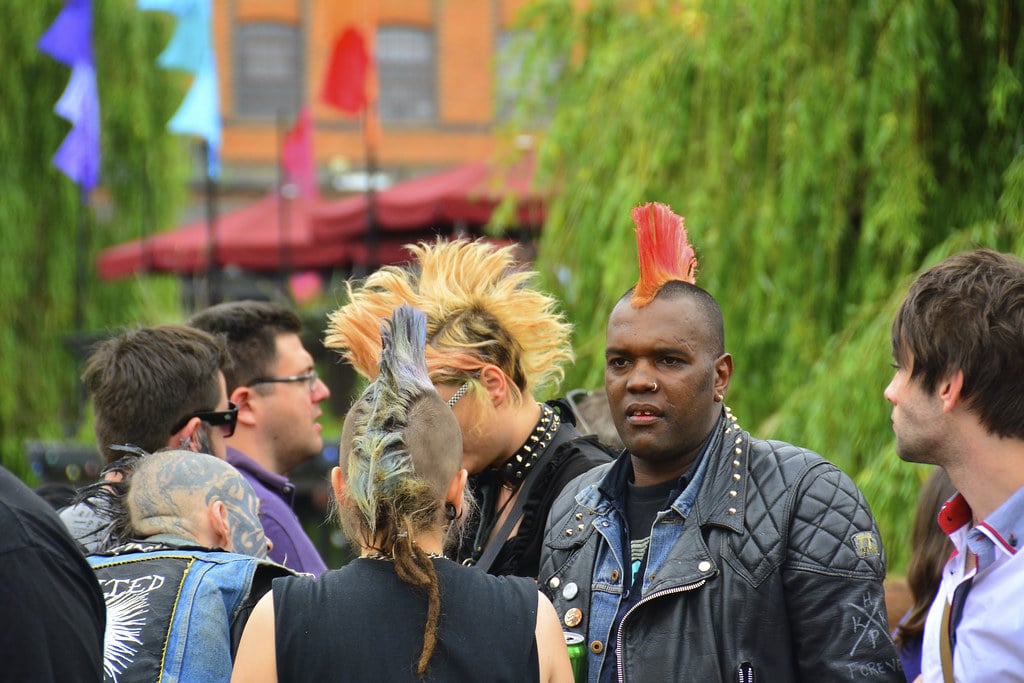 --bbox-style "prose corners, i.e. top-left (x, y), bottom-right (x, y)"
top-left (518, 0), bottom-right (1024, 572)
top-left (0, 1), bottom-right (189, 480)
